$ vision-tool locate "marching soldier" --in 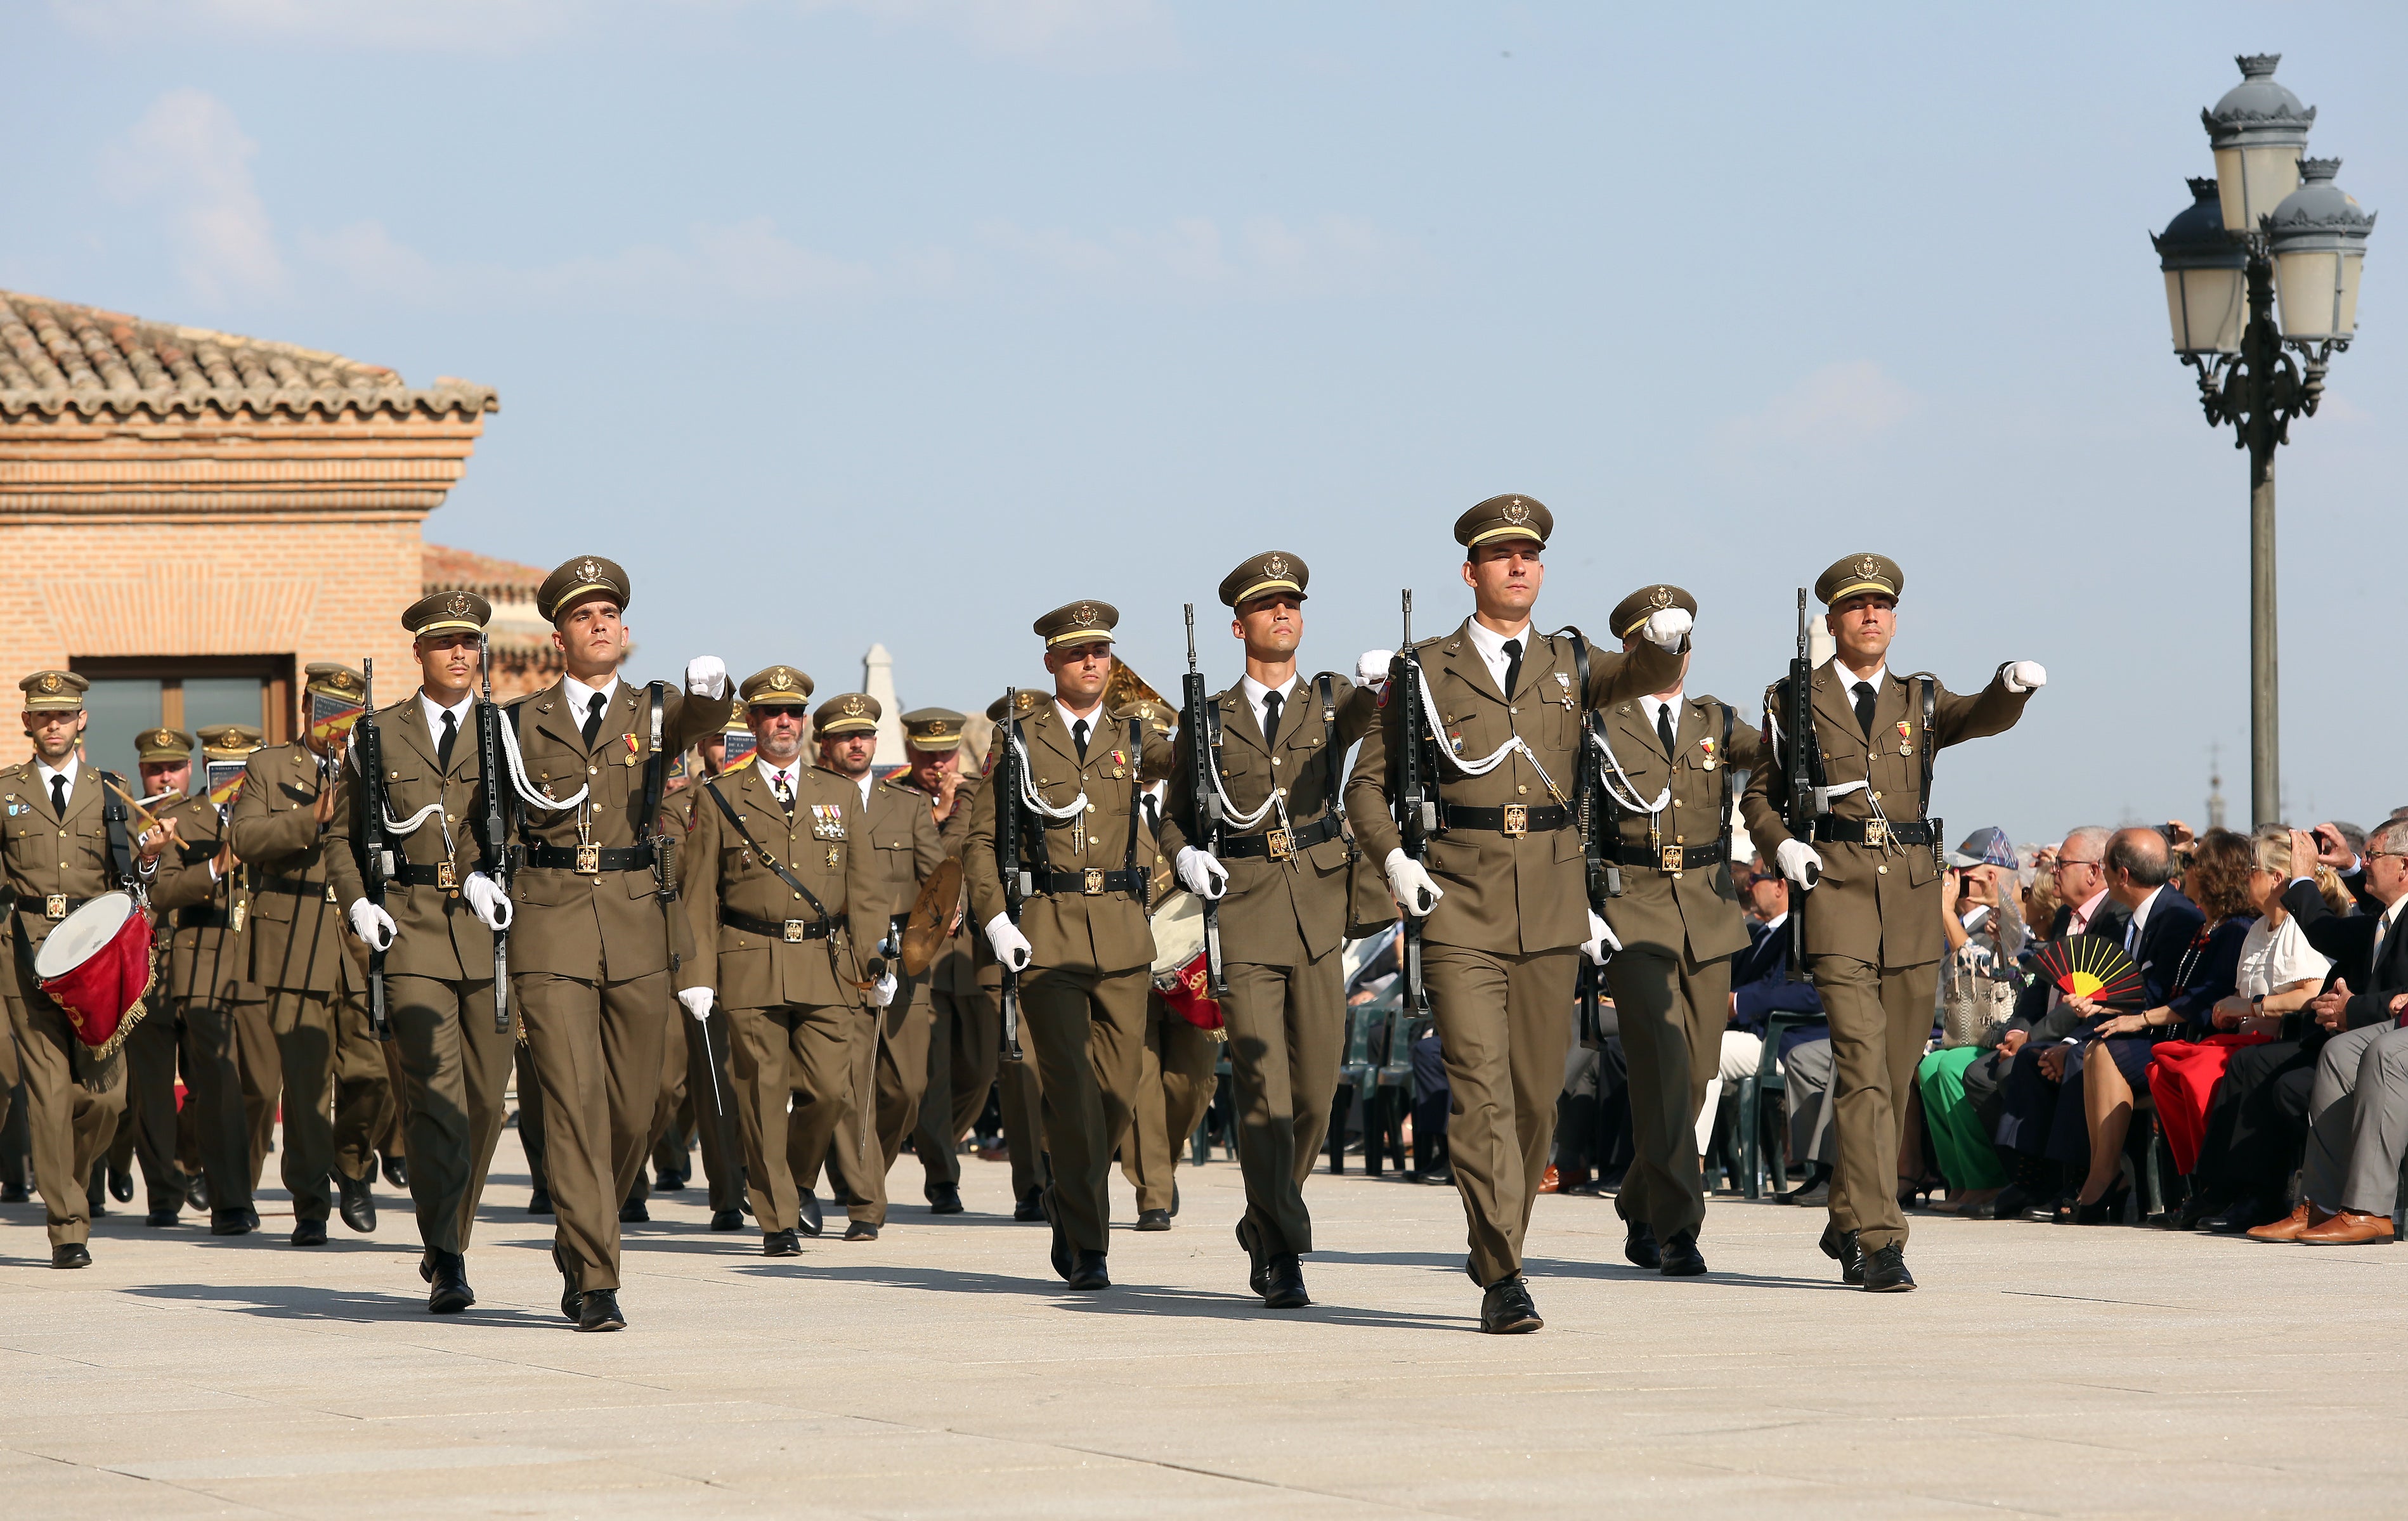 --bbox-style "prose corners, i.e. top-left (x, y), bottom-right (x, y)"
top-left (964, 602), bottom-right (1176, 1290)
top-left (1344, 498), bottom-right (1688, 1333)
top-left (675, 666), bottom-right (889, 1256)
top-left (325, 592), bottom-right (518, 1314)
top-left (119, 726), bottom-right (198, 1226)
top-left (900, 708), bottom-right (993, 1216)
top-left (506, 555), bottom-right (730, 1331)
top-left (1591, 585), bottom-right (1769, 1278)
top-left (976, 695), bottom-right (1051, 1222)
top-left (1155, 551), bottom-right (1378, 1306)
top-left (648, 728), bottom-right (748, 1232)
top-left (229, 663), bottom-right (391, 1248)
top-left (1115, 697), bottom-right (1214, 1234)
top-left (1740, 553), bottom-right (2041, 1291)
